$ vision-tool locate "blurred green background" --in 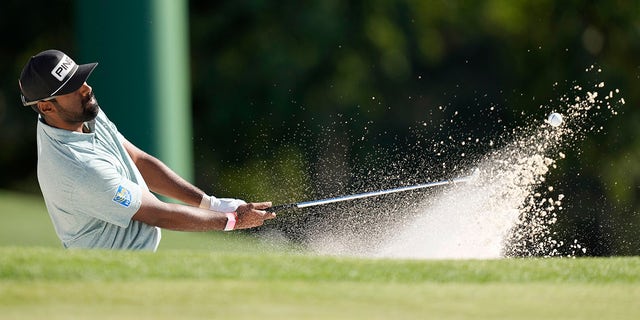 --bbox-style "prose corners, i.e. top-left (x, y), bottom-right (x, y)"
top-left (1, 0), bottom-right (638, 255)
